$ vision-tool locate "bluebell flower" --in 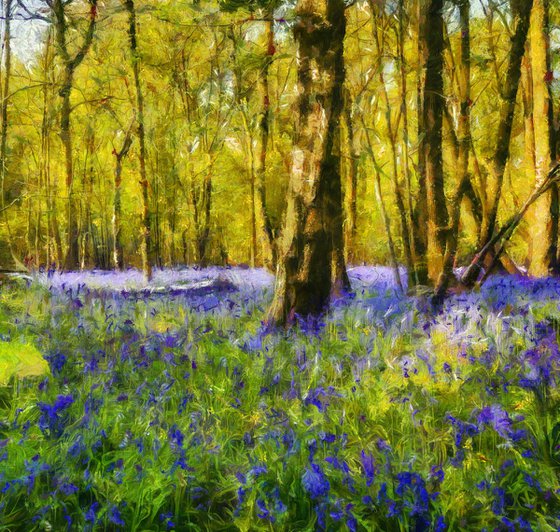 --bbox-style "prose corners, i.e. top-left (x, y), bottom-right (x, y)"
top-left (360, 450), bottom-right (375, 486)
top-left (430, 465), bottom-right (444, 483)
top-left (434, 515), bottom-right (447, 531)
top-left (256, 499), bottom-right (275, 522)
top-left (108, 505), bottom-right (126, 526)
top-left (302, 463), bottom-right (330, 499)
top-left (249, 464), bottom-right (267, 478)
